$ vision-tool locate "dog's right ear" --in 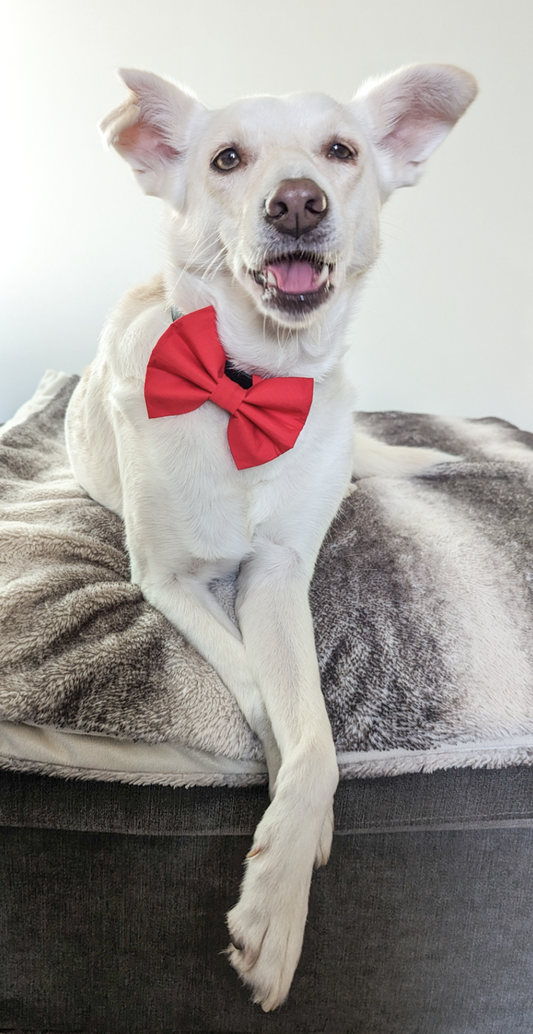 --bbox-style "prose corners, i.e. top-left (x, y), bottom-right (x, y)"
top-left (100, 69), bottom-right (205, 202)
